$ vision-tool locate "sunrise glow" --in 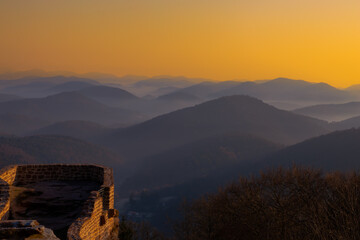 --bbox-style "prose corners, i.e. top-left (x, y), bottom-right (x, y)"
top-left (1, 0), bottom-right (360, 87)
